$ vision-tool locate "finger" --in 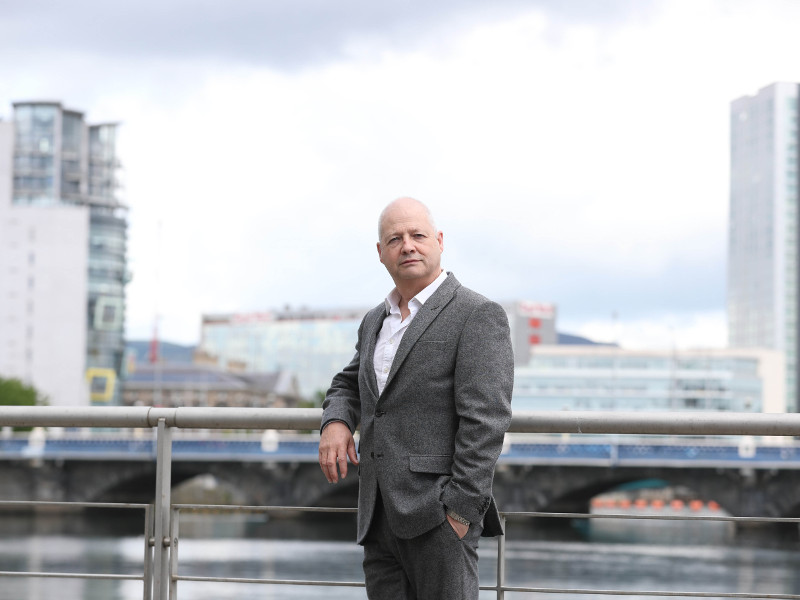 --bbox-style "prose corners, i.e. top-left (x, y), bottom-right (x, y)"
top-left (337, 455), bottom-right (348, 480)
top-left (446, 515), bottom-right (468, 539)
top-left (318, 450), bottom-right (333, 482)
top-left (325, 449), bottom-right (340, 483)
top-left (320, 448), bottom-right (337, 483)
top-left (320, 459), bottom-right (333, 483)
